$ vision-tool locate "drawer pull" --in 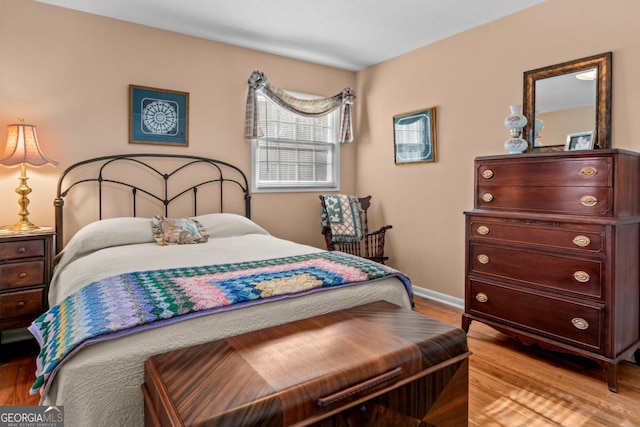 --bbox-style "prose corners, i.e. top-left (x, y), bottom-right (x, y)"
top-left (579, 166), bottom-right (598, 178)
top-left (476, 293), bottom-right (488, 303)
top-left (580, 195), bottom-right (598, 207)
top-left (17, 301), bottom-right (26, 308)
top-left (572, 318), bottom-right (589, 330)
top-left (18, 247), bottom-right (27, 253)
top-left (481, 193), bottom-right (494, 203)
top-left (19, 272), bottom-right (27, 278)
top-left (477, 254), bottom-right (489, 264)
top-left (481, 169), bottom-right (494, 179)
top-left (573, 271), bottom-right (591, 283)
top-left (572, 235), bottom-right (591, 247)
top-left (477, 225), bottom-right (490, 235)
